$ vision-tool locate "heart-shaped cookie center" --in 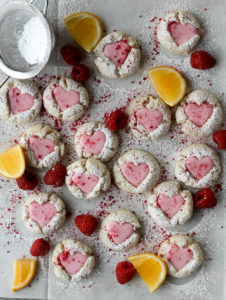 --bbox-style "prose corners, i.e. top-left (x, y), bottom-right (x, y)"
top-left (168, 22), bottom-right (197, 46)
top-left (104, 40), bottom-right (132, 66)
top-left (186, 156), bottom-right (214, 180)
top-left (8, 87), bottom-right (35, 114)
top-left (136, 108), bottom-right (163, 132)
top-left (29, 135), bottom-right (55, 161)
top-left (53, 86), bottom-right (80, 111)
top-left (80, 130), bottom-right (106, 155)
top-left (58, 251), bottom-right (88, 275)
top-left (120, 162), bottom-right (149, 187)
top-left (167, 243), bottom-right (193, 271)
top-left (184, 102), bottom-right (213, 127)
top-left (29, 202), bottom-right (57, 228)
top-left (107, 221), bottom-right (134, 245)
top-left (157, 194), bottom-right (185, 218)
top-left (71, 173), bottom-right (99, 194)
